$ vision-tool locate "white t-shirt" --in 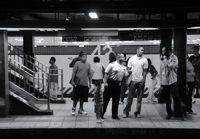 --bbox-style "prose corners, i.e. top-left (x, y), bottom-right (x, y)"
top-left (128, 55), bottom-right (148, 82)
top-left (91, 63), bottom-right (104, 80)
top-left (105, 61), bottom-right (128, 81)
